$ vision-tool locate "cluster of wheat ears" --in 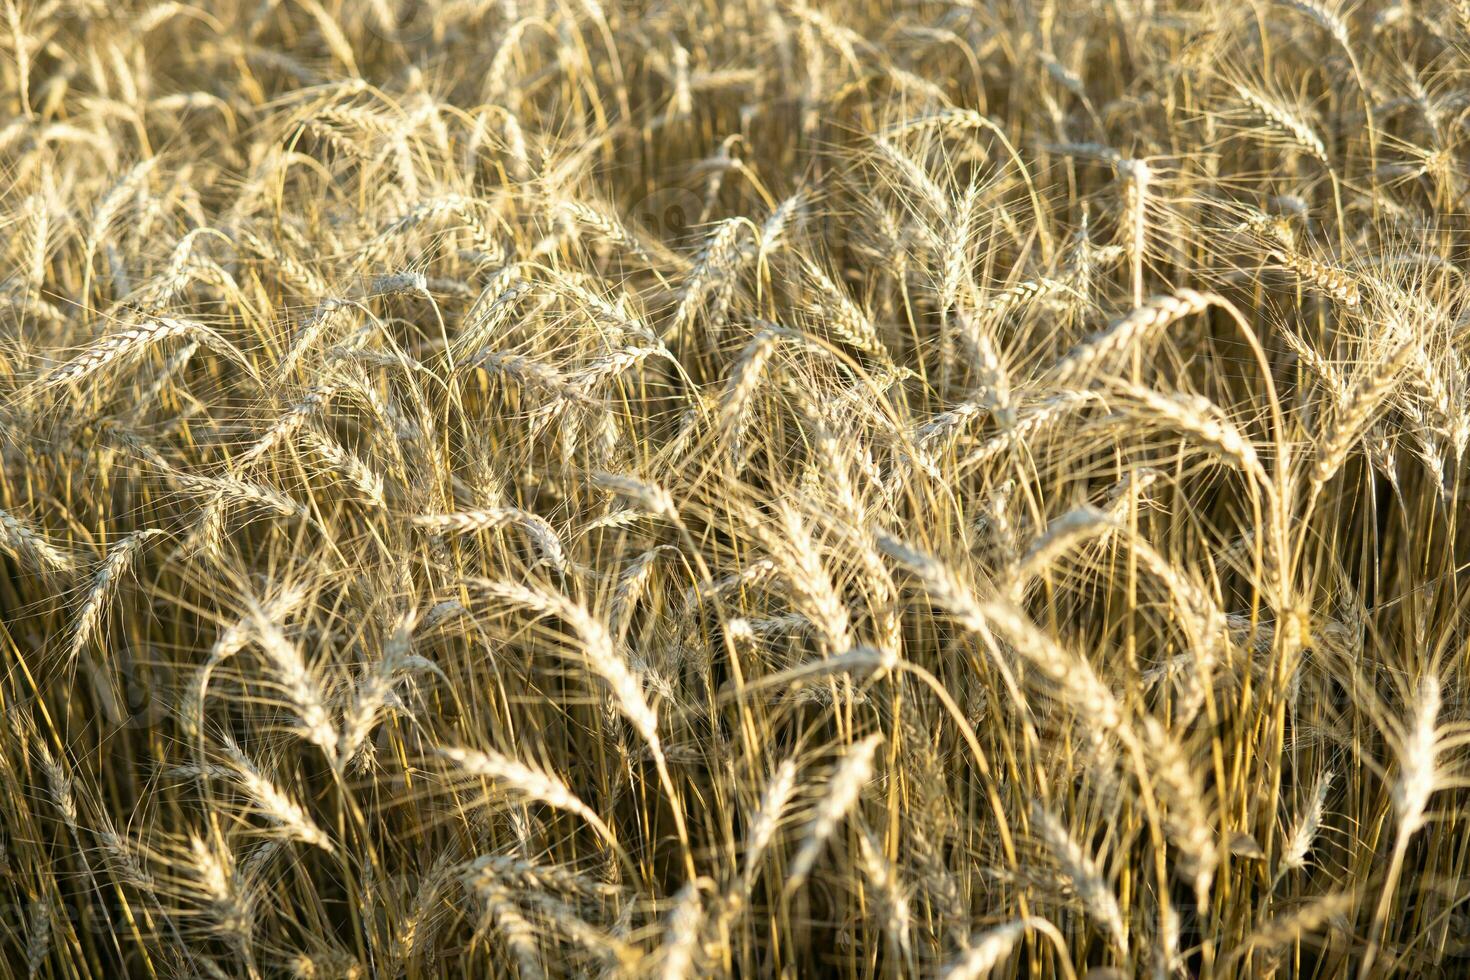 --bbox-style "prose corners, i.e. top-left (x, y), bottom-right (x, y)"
top-left (2, 0), bottom-right (1469, 977)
